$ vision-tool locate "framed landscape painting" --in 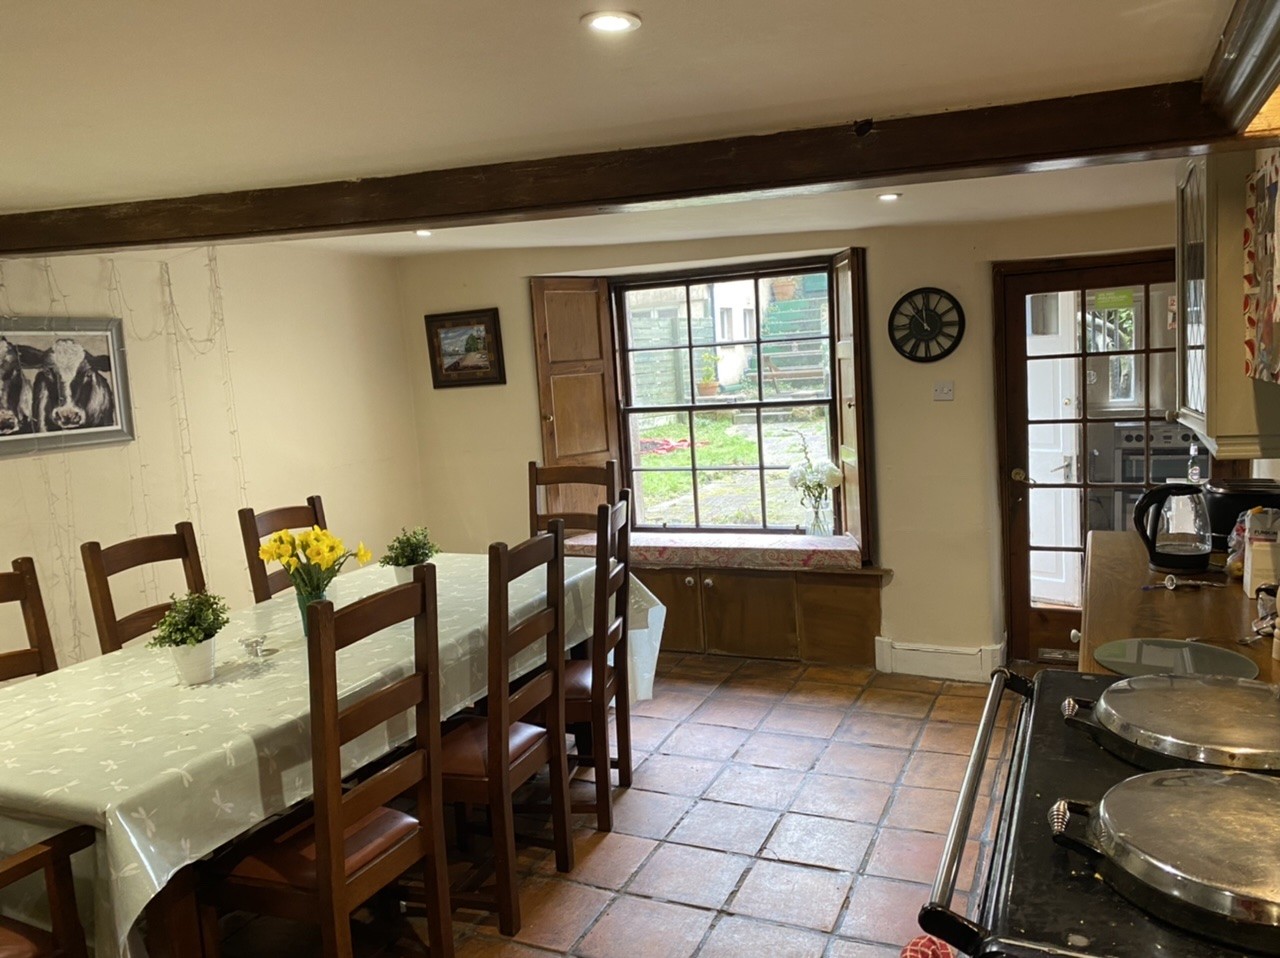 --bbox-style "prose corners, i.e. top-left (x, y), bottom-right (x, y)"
top-left (423, 308), bottom-right (506, 388)
top-left (0, 316), bottom-right (135, 457)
